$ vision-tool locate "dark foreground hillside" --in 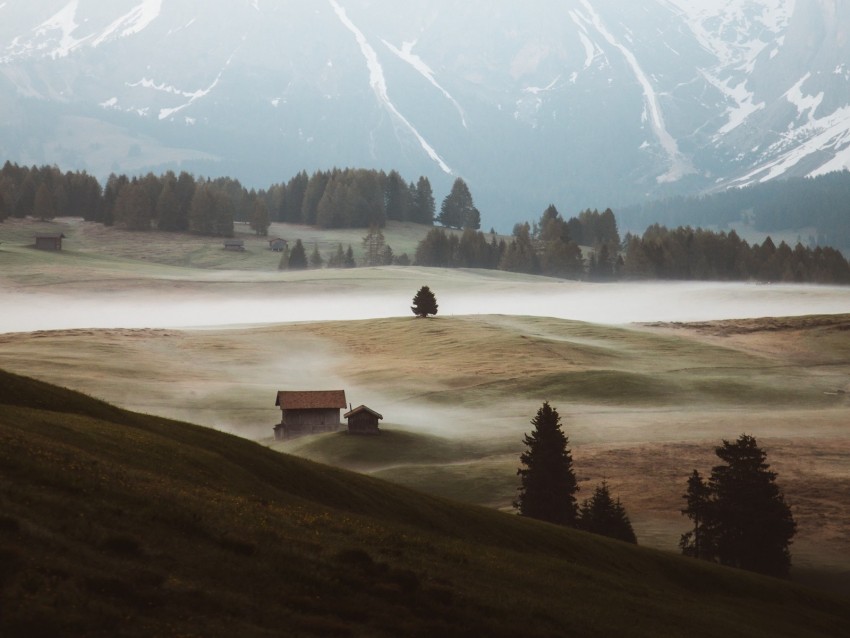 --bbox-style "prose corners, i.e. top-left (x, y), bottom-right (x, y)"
top-left (1, 369), bottom-right (848, 637)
